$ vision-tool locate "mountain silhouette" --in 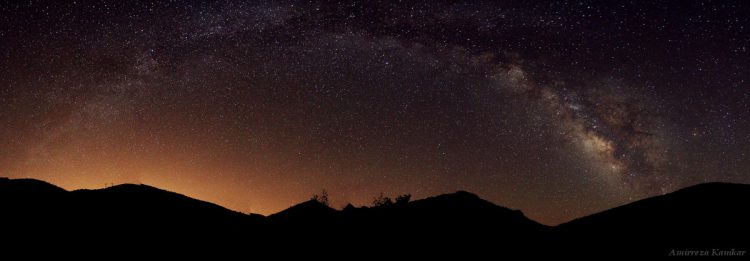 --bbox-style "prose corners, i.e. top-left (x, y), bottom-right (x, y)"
top-left (1, 177), bottom-right (747, 257)
top-left (265, 190), bottom-right (549, 256)
top-left (0, 177), bottom-right (262, 251)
